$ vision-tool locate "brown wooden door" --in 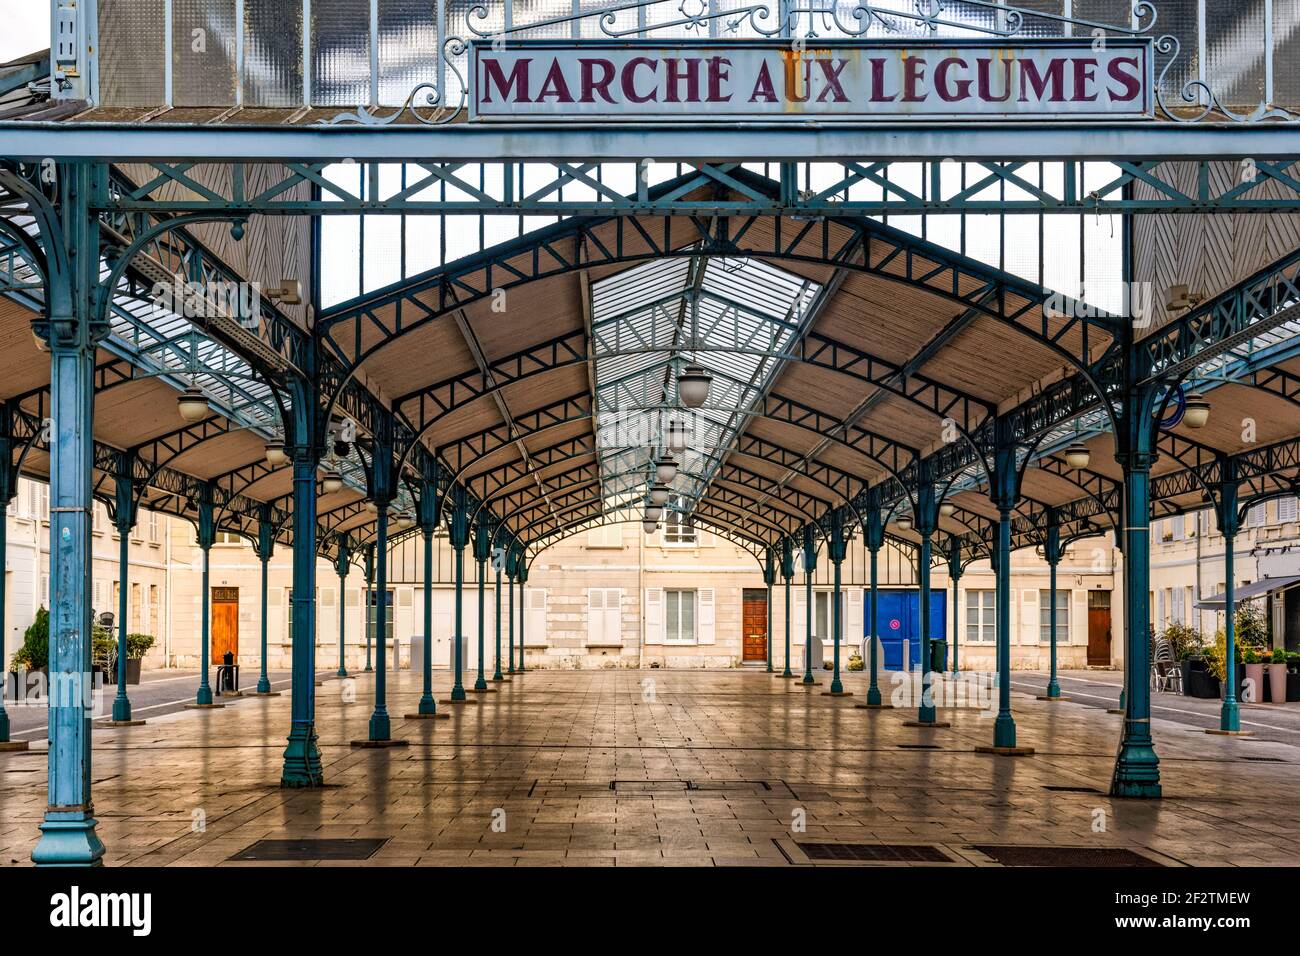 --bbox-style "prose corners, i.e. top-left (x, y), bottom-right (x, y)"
top-left (212, 587), bottom-right (239, 662)
top-left (1087, 591), bottom-right (1111, 666)
top-left (742, 589), bottom-right (768, 662)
